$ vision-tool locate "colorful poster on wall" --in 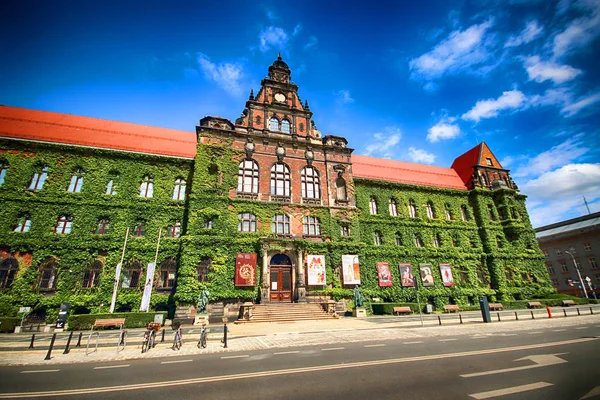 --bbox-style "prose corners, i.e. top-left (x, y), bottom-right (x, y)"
top-left (376, 262), bottom-right (393, 287)
top-left (419, 263), bottom-right (435, 287)
top-left (399, 263), bottom-right (415, 287)
top-left (342, 255), bottom-right (360, 285)
top-left (235, 253), bottom-right (257, 286)
top-left (439, 264), bottom-right (455, 287)
top-left (307, 255), bottom-right (326, 285)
